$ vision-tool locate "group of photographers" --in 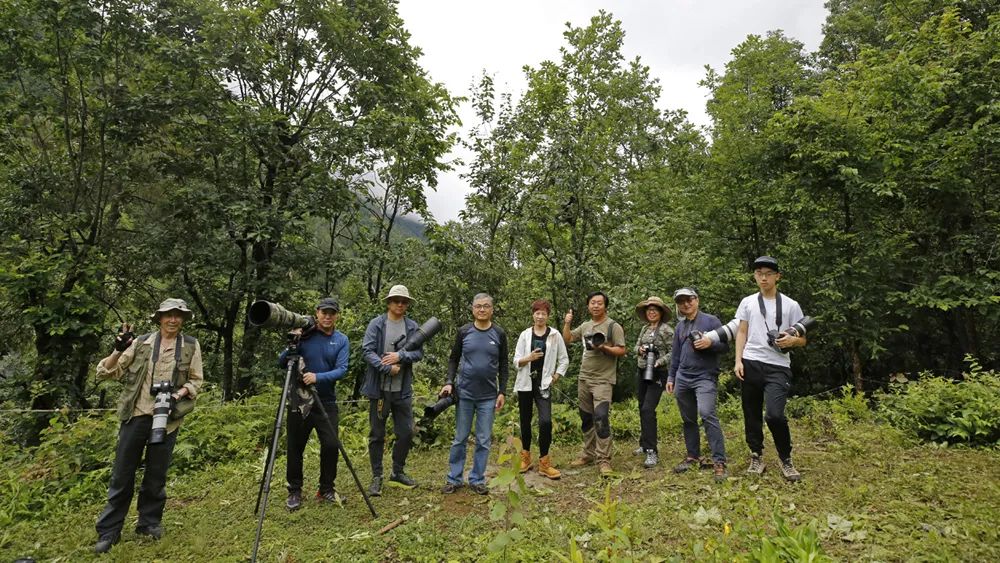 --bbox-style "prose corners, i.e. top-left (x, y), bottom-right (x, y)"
top-left (92, 255), bottom-right (810, 552)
